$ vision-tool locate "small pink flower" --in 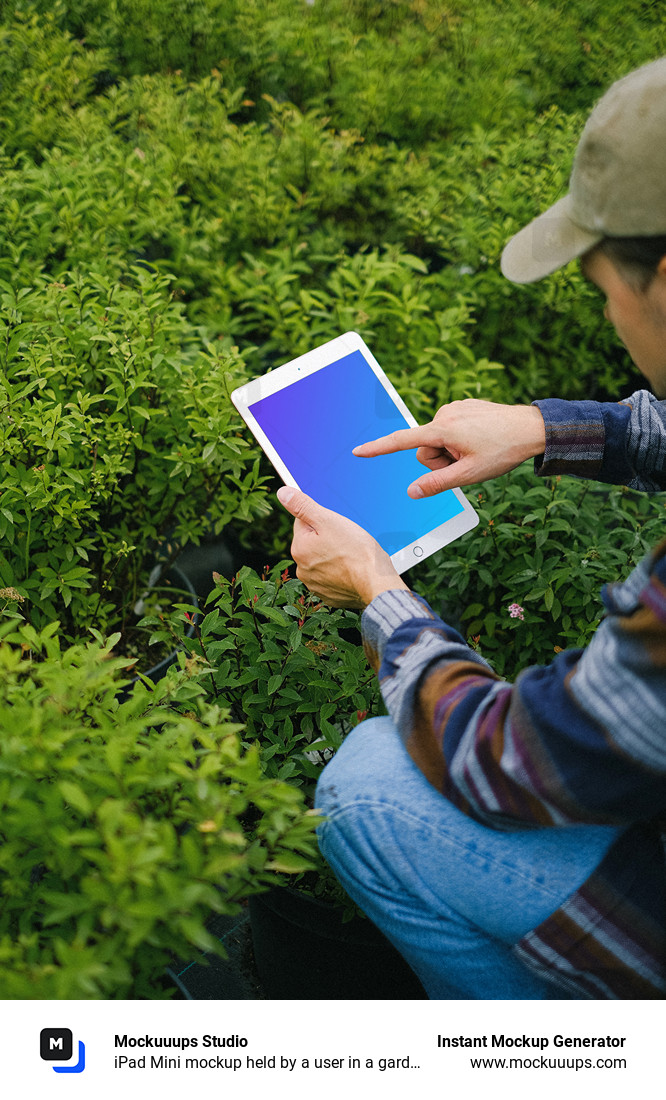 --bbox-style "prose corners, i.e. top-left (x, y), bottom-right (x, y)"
top-left (508, 603), bottom-right (525, 620)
